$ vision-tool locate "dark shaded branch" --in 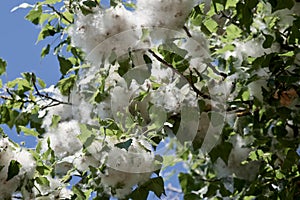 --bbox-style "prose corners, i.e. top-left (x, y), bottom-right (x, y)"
top-left (31, 73), bottom-right (71, 109)
top-left (47, 4), bottom-right (73, 24)
top-left (148, 49), bottom-right (210, 99)
top-left (183, 25), bottom-right (192, 37)
top-left (1, 88), bottom-right (36, 106)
